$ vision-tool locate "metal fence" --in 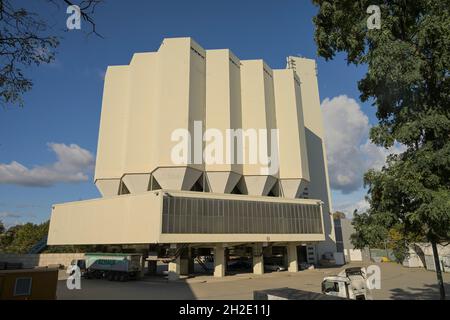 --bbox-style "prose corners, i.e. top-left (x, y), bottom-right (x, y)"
top-left (161, 195), bottom-right (323, 234)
